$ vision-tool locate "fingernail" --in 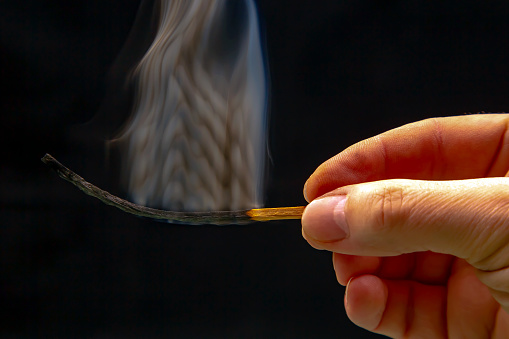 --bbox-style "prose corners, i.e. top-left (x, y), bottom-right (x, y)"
top-left (303, 180), bottom-right (309, 202)
top-left (345, 277), bottom-right (354, 307)
top-left (303, 195), bottom-right (349, 241)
